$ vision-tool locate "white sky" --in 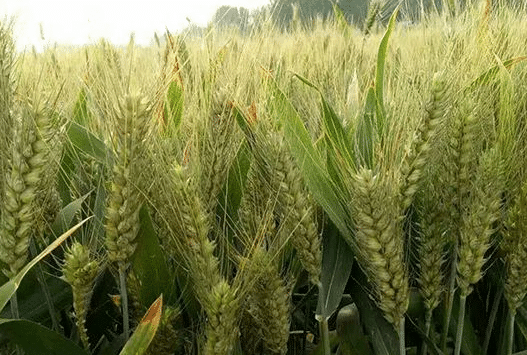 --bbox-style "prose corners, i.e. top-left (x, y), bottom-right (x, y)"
top-left (1, 0), bottom-right (271, 51)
